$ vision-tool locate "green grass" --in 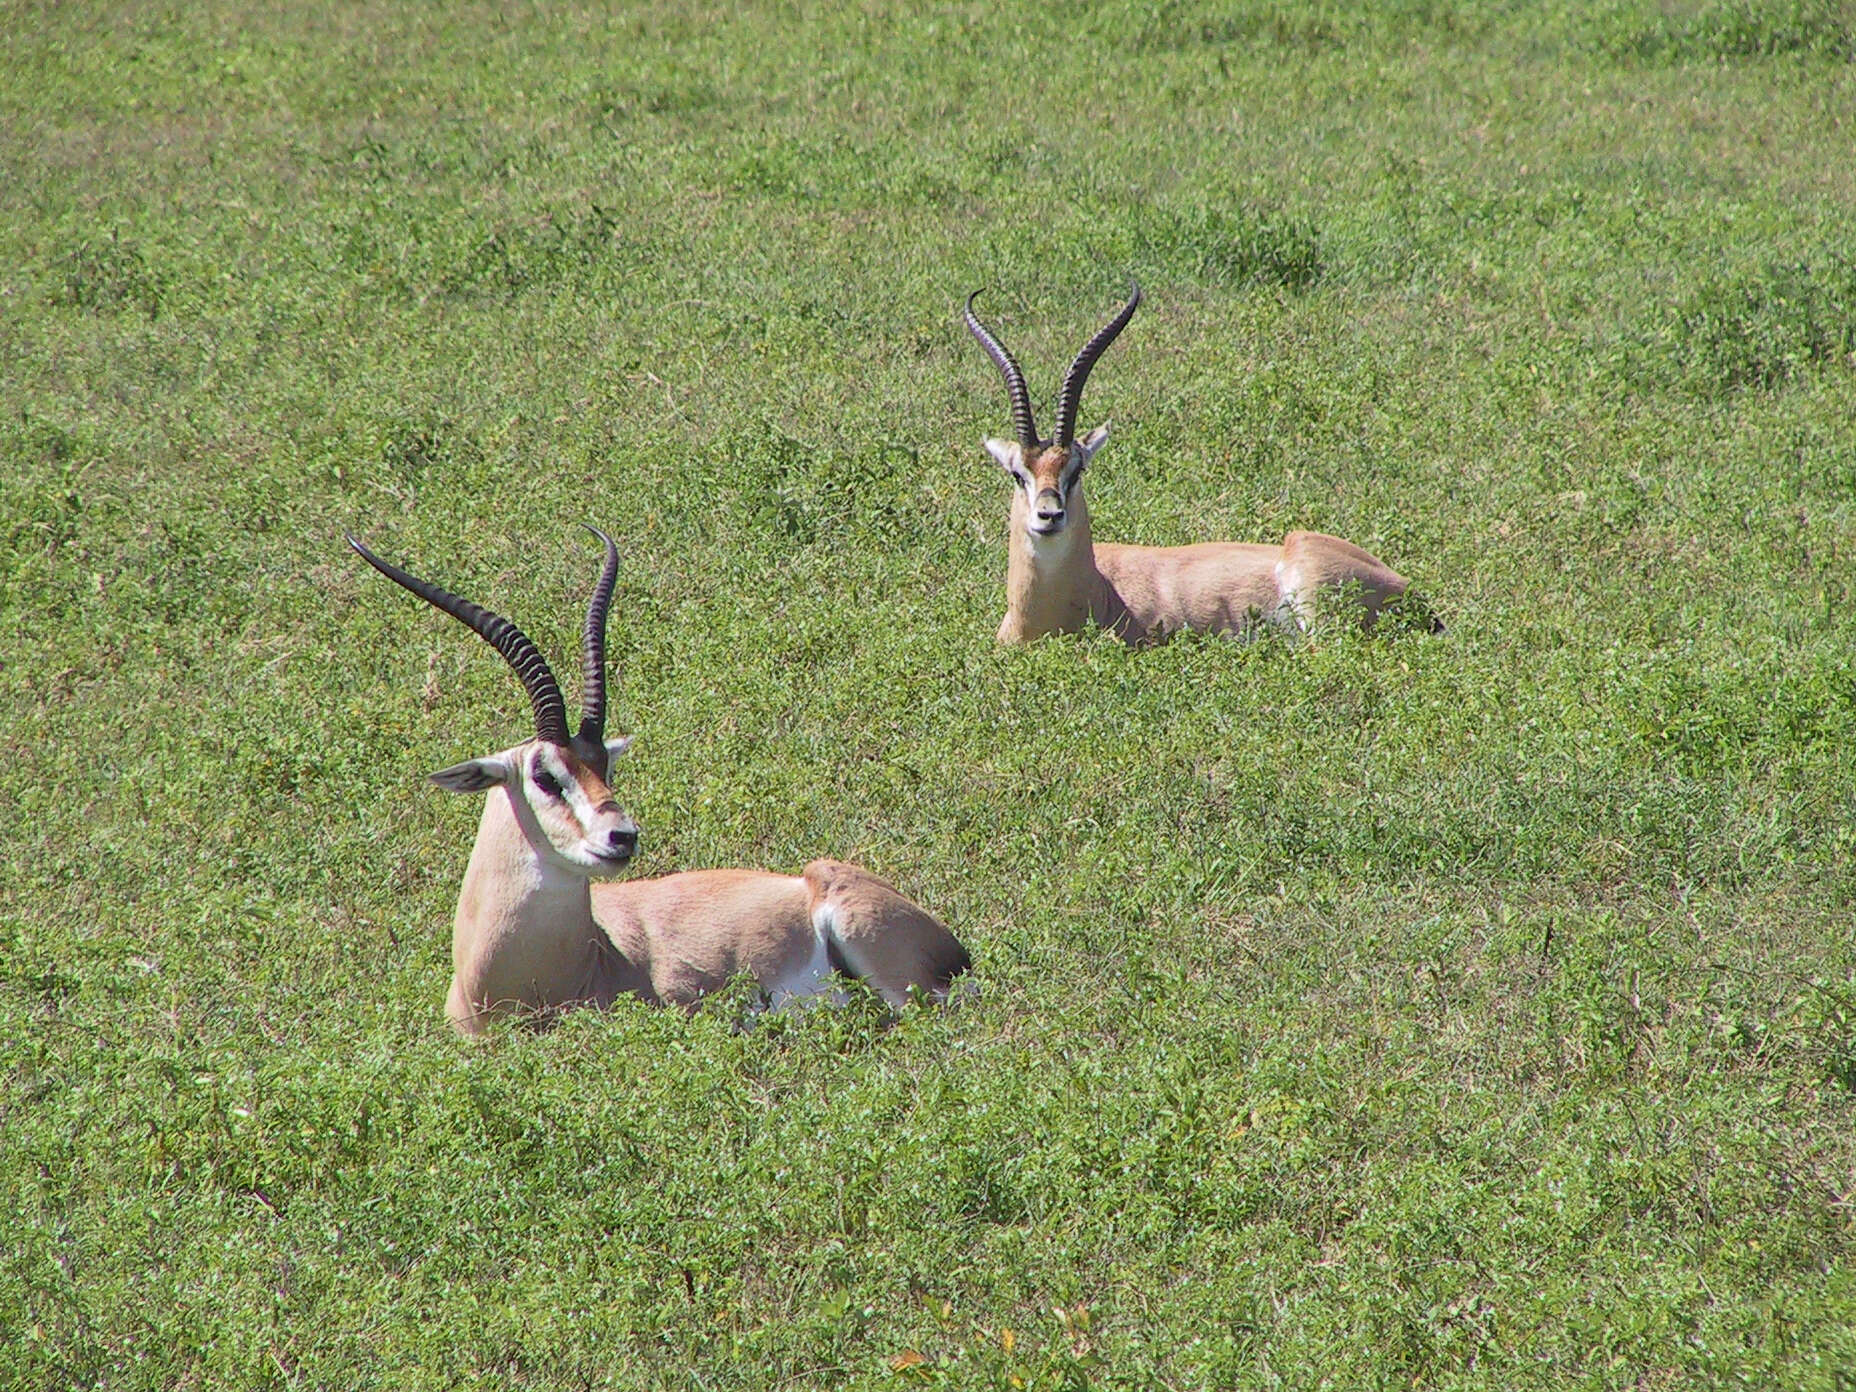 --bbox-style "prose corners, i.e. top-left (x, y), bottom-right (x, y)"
top-left (4, 0), bottom-right (1855, 1386)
